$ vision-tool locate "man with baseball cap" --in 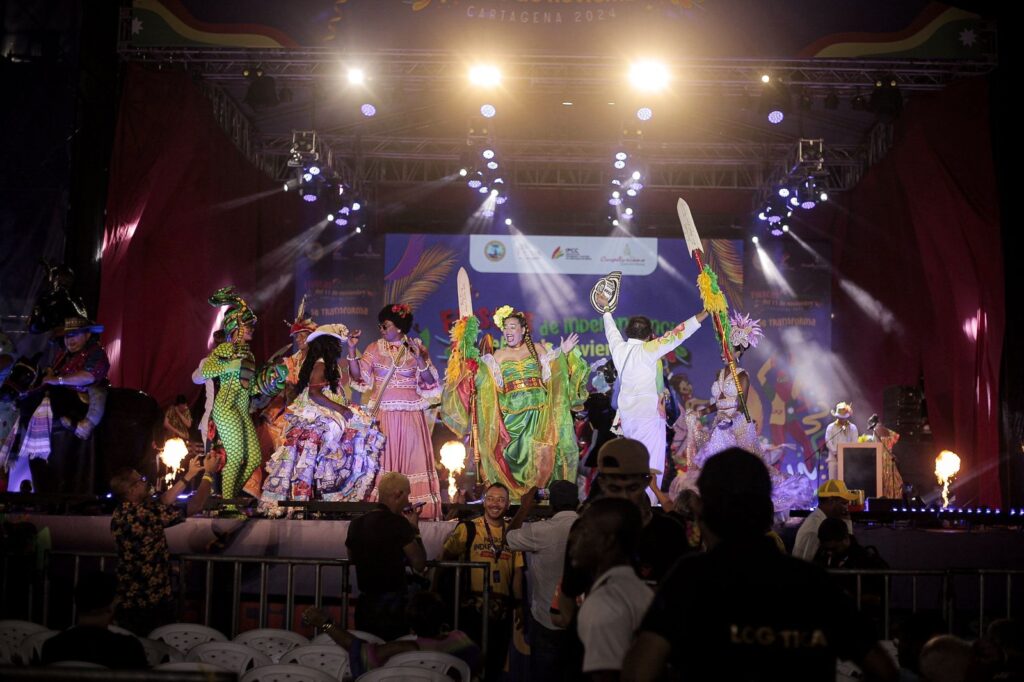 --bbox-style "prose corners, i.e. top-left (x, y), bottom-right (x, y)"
top-left (793, 478), bottom-right (858, 561)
